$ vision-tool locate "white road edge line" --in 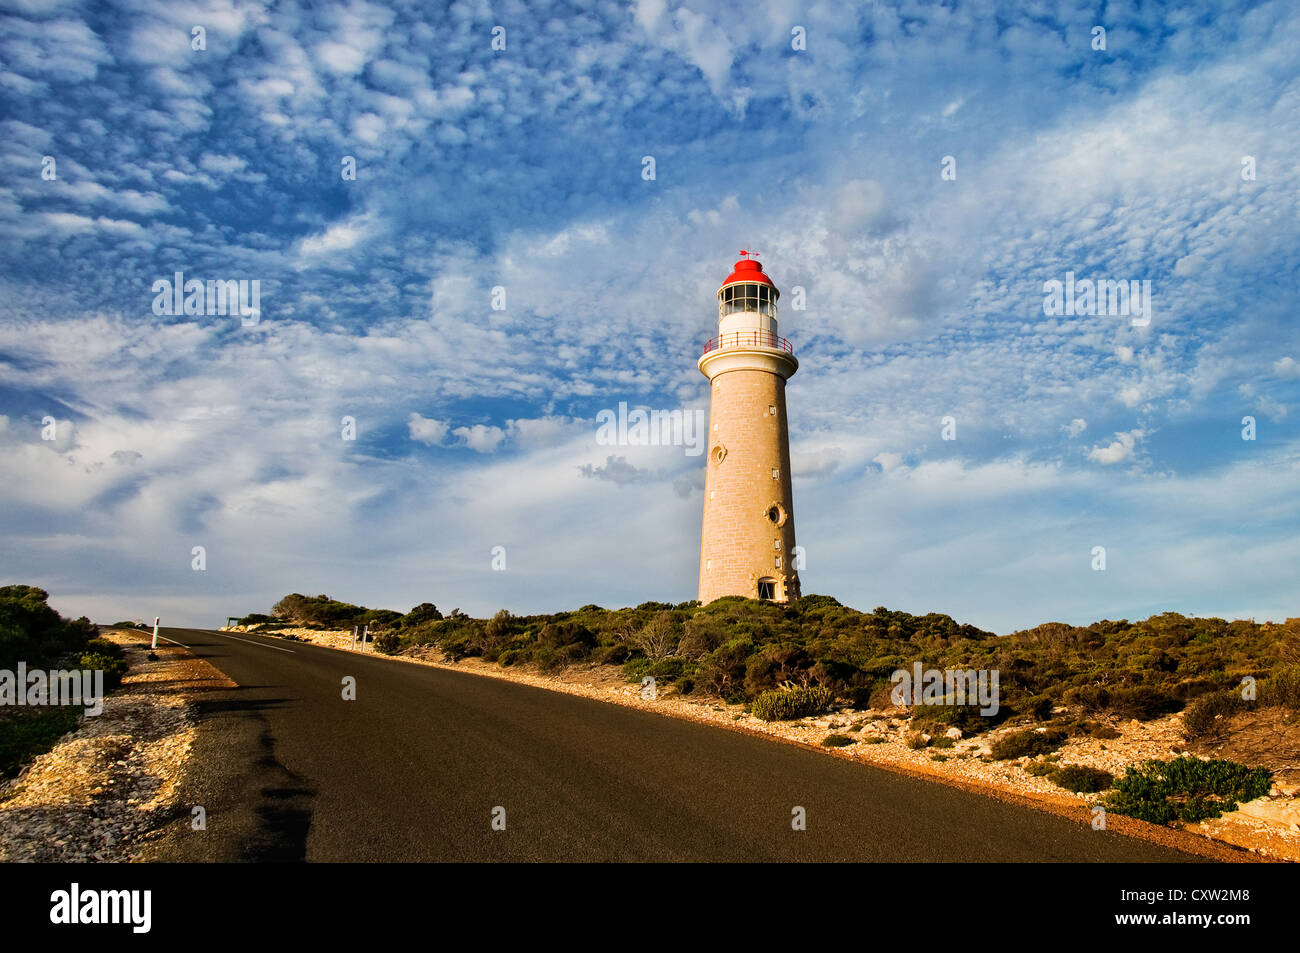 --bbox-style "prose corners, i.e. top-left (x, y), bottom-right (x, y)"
top-left (211, 631), bottom-right (296, 653)
top-left (154, 630), bottom-right (295, 654)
